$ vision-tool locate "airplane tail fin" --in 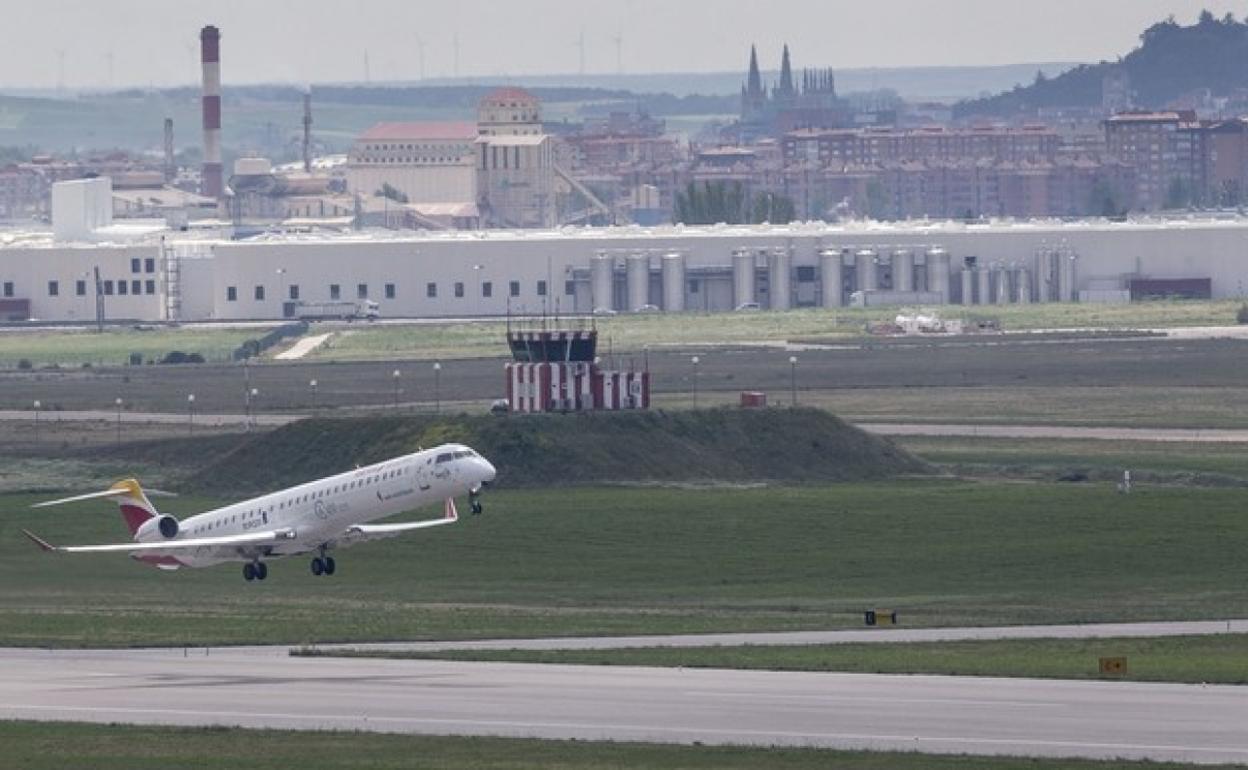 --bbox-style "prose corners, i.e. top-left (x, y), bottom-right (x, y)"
top-left (33, 479), bottom-right (160, 536)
